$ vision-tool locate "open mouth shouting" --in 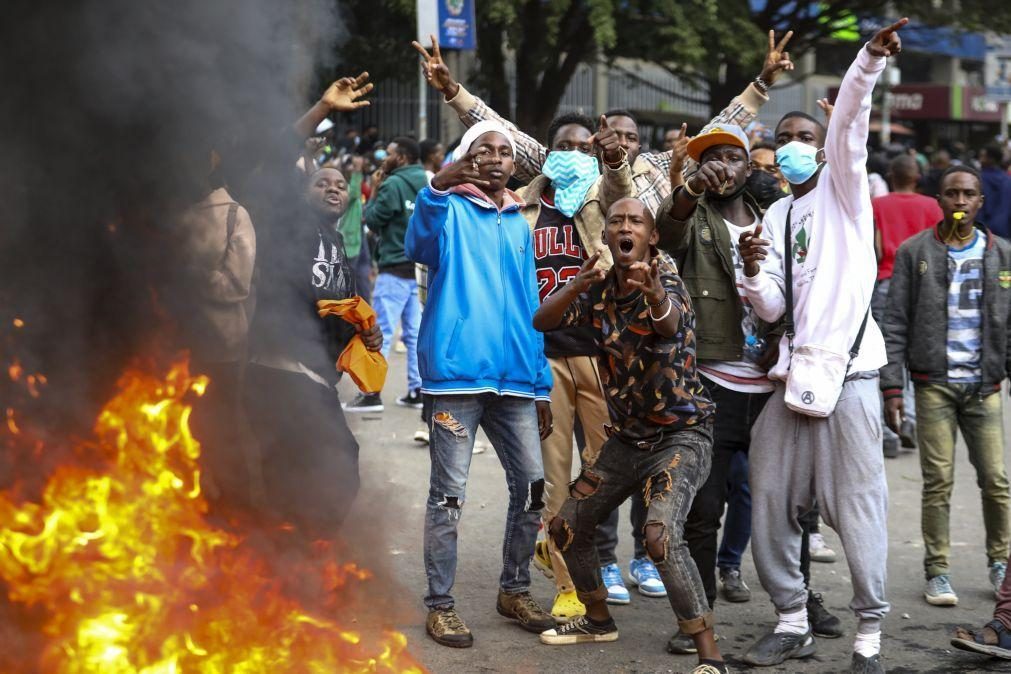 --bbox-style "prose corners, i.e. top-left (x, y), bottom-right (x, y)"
top-left (618, 236), bottom-right (635, 254)
top-left (324, 193), bottom-right (343, 208)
